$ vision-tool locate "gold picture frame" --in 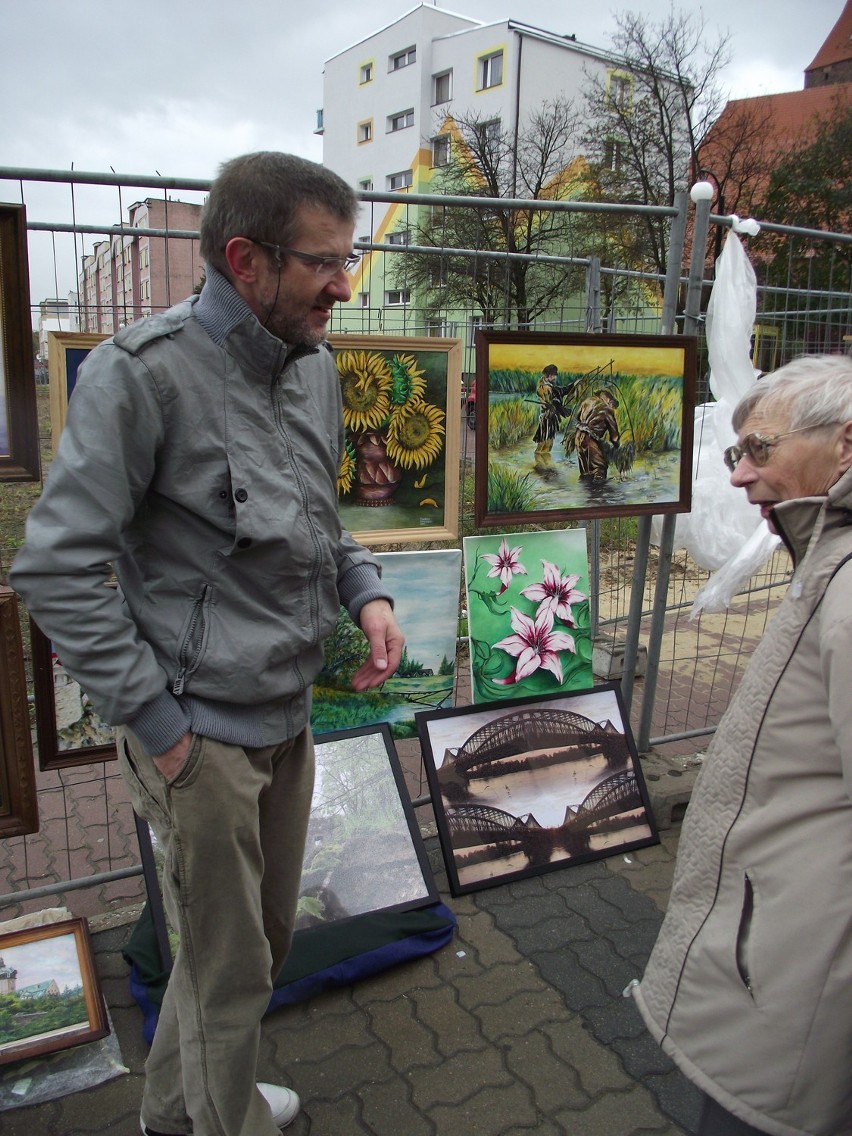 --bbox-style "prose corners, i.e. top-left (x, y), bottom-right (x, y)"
top-left (0, 587), bottom-right (38, 838)
top-left (47, 332), bottom-right (107, 453)
top-left (329, 334), bottom-right (462, 545)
